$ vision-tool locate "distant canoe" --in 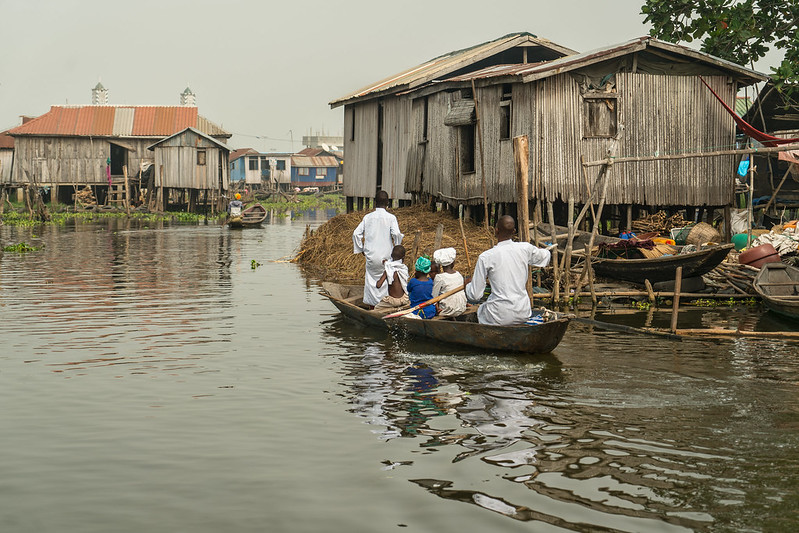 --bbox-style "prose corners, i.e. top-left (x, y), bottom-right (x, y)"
top-left (228, 203), bottom-right (267, 228)
top-left (753, 262), bottom-right (799, 320)
top-left (322, 282), bottom-right (570, 354)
